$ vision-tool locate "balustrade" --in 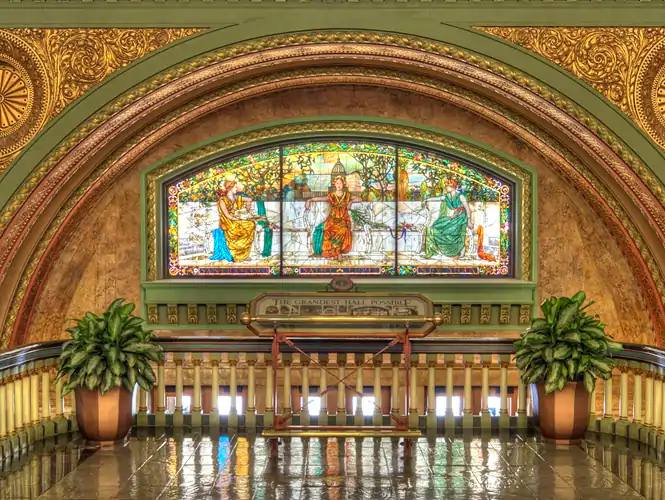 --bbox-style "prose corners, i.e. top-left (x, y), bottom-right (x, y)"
top-left (3, 338), bottom-right (665, 462)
